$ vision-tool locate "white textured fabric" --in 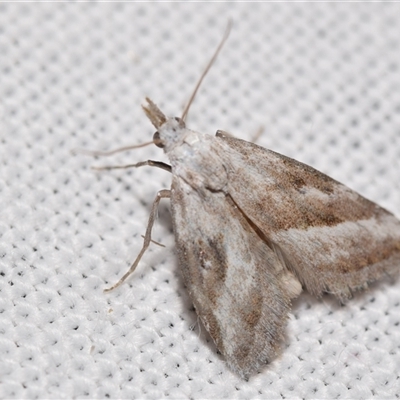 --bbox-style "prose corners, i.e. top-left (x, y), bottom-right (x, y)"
top-left (1, 3), bottom-right (400, 399)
